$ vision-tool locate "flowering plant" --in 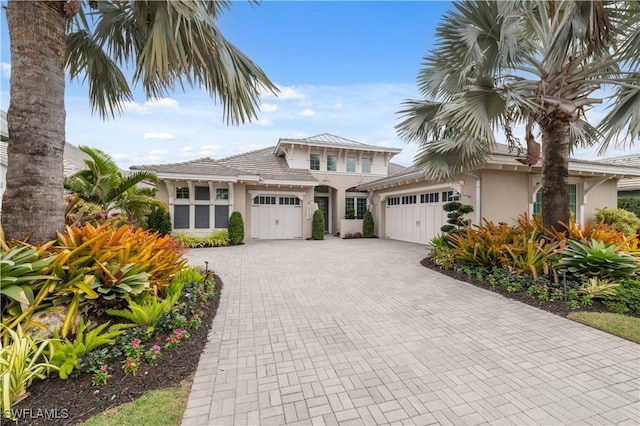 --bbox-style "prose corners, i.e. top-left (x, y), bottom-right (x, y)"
top-left (189, 312), bottom-right (203, 330)
top-left (91, 365), bottom-right (111, 386)
top-left (164, 328), bottom-right (190, 349)
top-left (122, 338), bottom-right (144, 376)
top-left (122, 356), bottom-right (141, 376)
top-left (145, 344), bottom-right (162, 365)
